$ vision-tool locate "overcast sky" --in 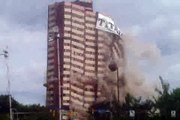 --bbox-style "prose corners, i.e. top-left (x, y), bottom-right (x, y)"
top-left (0, 0), bottom-right (180, 105)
